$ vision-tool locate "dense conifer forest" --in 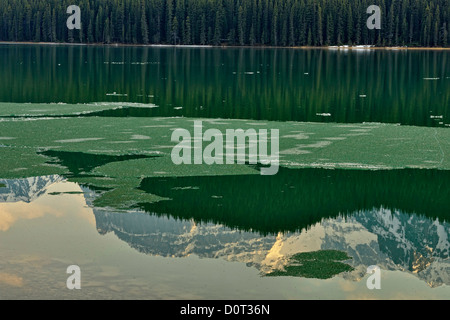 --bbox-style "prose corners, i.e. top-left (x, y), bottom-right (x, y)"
top-left (0, 0), bottom-right (448, 46)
